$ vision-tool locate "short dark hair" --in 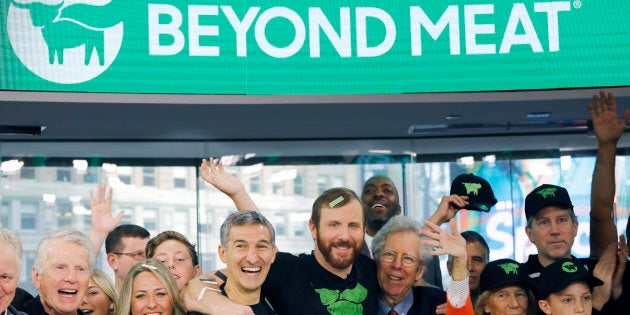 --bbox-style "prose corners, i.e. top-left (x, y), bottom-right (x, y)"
top-left (461, 231), bottom-right (490, 261)
top-left (105, 224), bottom-right (150, 254)
top-left (145, 231), bottom-right (199, 266)
top-left (311, 187), bottom-right (367, 228)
